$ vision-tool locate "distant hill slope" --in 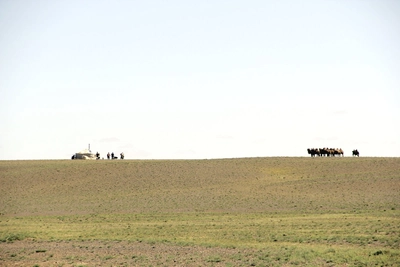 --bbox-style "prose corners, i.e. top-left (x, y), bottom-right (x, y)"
top-left (1, 157), bottom-right (399, 216)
